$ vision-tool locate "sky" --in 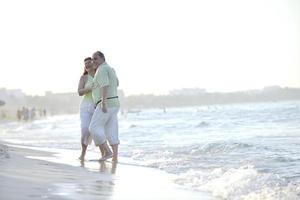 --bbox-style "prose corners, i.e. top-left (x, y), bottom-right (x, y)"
top-left (0, 0), bottom-right (299, 96)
